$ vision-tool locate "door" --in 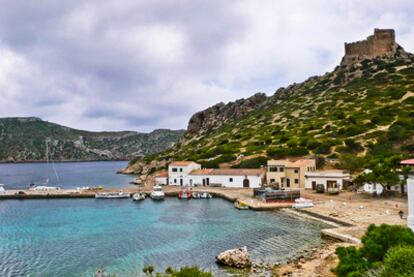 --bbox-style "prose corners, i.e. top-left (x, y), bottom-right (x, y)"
top-left (312, 181), bottom-right (316, 190)
top-left (206, 178), bottom-right (210, 186)
top-left (202, 179), bottom-right (206, 186)
top-left (243, 178), bottom-right (250, 188)
top-left (180, 179), bottom-right (183, 186)
top-left (327, 180), bottom-right (337, 189)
